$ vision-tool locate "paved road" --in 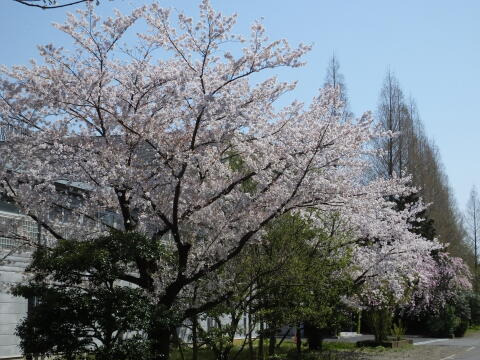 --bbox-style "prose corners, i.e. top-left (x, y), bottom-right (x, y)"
top-left (324, 334), bottom-right (451, 345)
top-left (413, 336), bottom-right (480, 360)
top-left (326, 332), bottom-right (480, 360)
